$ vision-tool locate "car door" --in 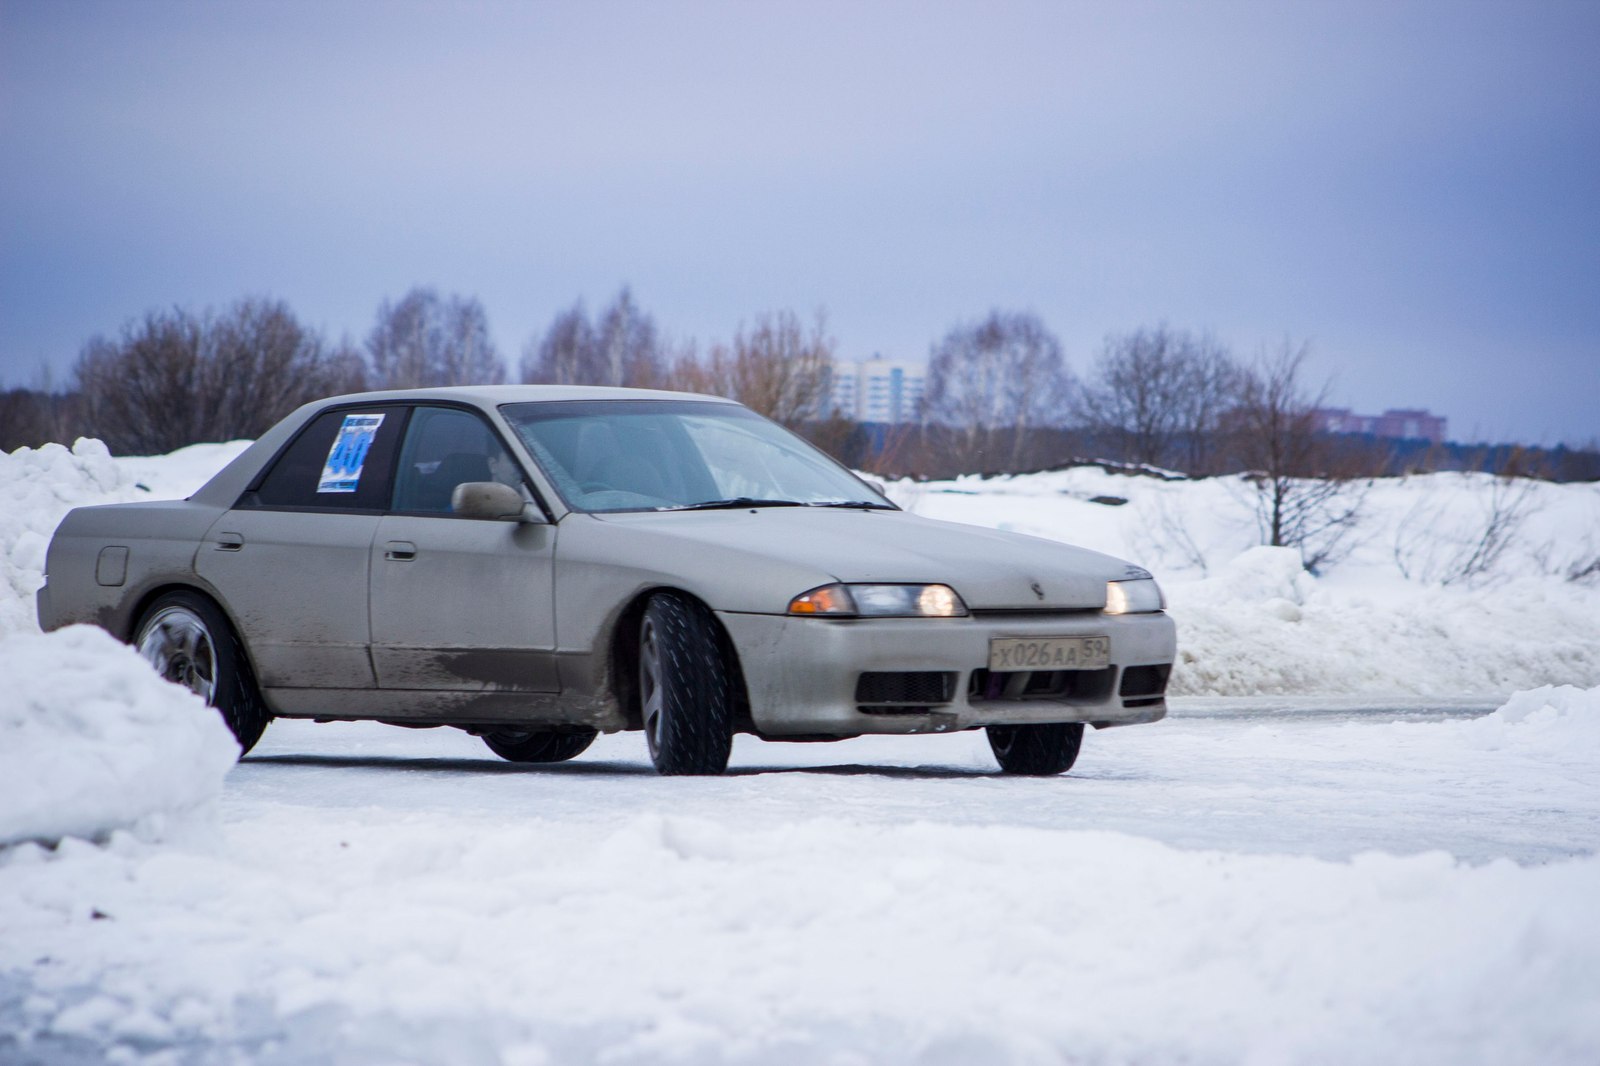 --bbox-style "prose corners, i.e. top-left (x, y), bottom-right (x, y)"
top-left (368, 405), bottom-right (559, 692)
top-left (195, 405), bottom-right (406, 691)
